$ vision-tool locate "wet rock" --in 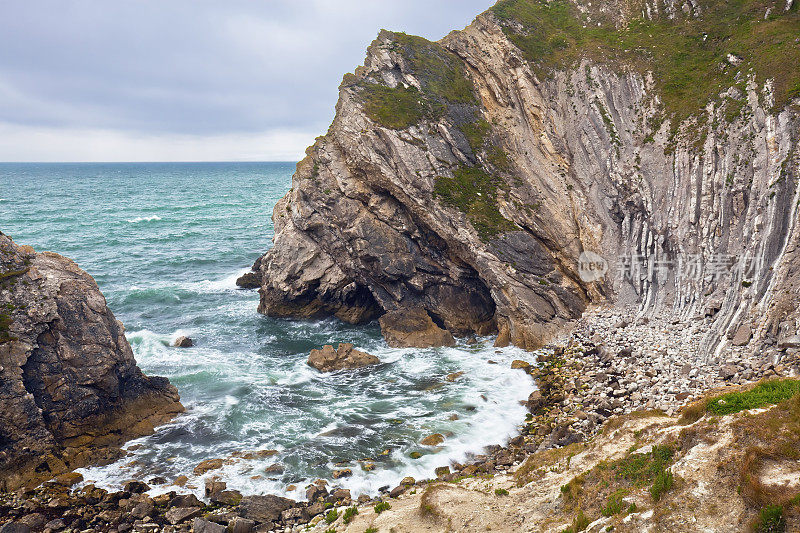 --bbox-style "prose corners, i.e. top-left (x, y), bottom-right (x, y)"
top-left (389, 485), bottom-right (406, 498)
top-left (400, 477), bottom-right (415, 486)
top-left (307, 343), bottom-right (380, 372)
top-left (330, 488), bottom-right (351, 502)
top-left (238, 495), bottom-right (295, 523)
top-left (53, 472), bottom-right (83, 487)
top-left (420, 433), bottom-right (445, 446)
top-left (235, 271), bottom-right (261, 289)
top-left (211, 490), bottom-right (243, 507)
top-left (169, 494), bottom-right (203, 509)
top-left (446, 371), bottom-right (464, 382)
top-left (194, 458), bottom-right (225, 475)
top-left (264, 463), bottom-right (285, 475)
top-left (173, 475), bottom-right (190, 487)
top-left (174, 336), bottom-right (194, 348)
top-left (379, 308), bottom-right (456, 348)
top-left (124, 480), bottom-right (150, 494)
top-left (205, 478), bottom-right (227, 497)
top-left (332, 468), bottom-right (353, 479)
top-left (511, 360), bottom-right (530, 369)
top-left (526, 390), bottom-right (547, 414)
top-left (148, 476), bottom-right (167, 485)
top-left (434, 466), bottom-right (451, 479)
top-left (306, 484), bottom-right (327, 502)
